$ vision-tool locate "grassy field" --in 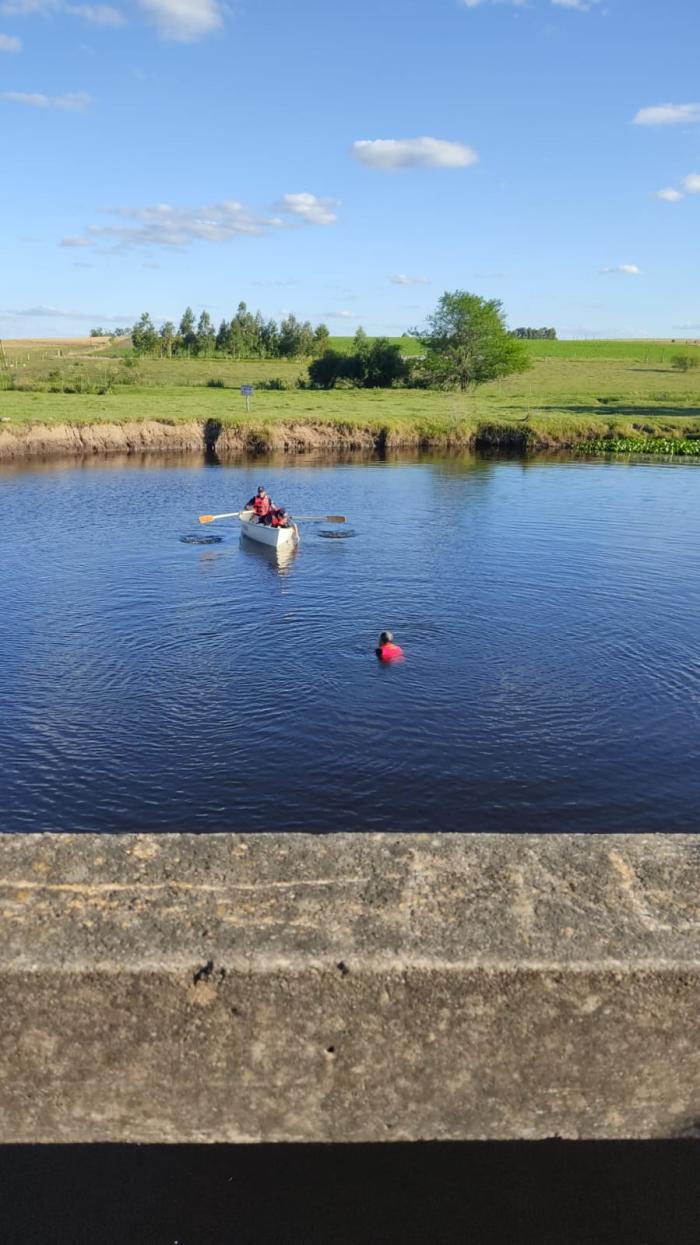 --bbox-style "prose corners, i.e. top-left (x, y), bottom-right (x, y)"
top-left (327, 335), bottom-right (424, 355)
top-left (2, 337), bottom-right (700, 451)
top-left (522, 339), bottom-right (700, 362)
